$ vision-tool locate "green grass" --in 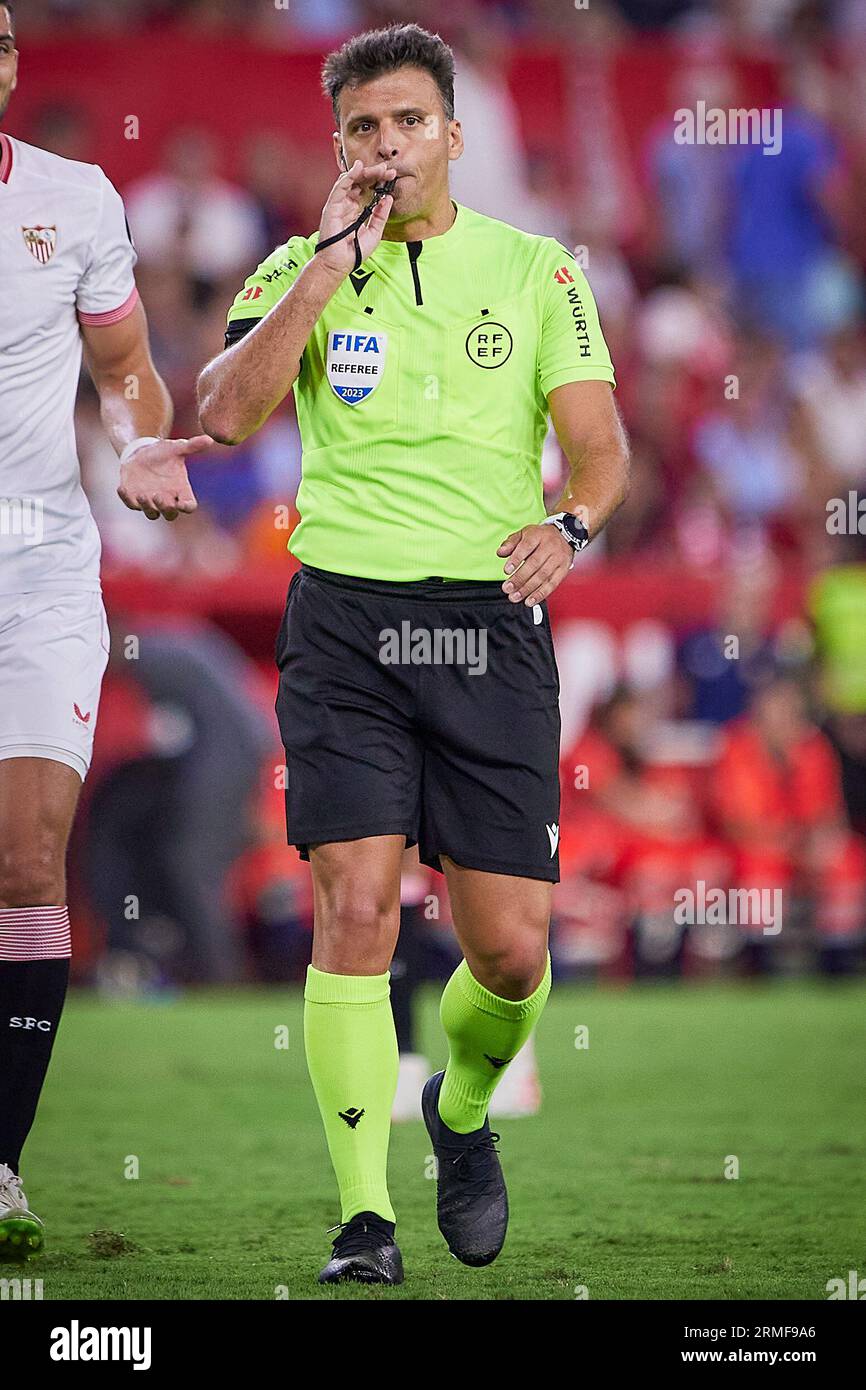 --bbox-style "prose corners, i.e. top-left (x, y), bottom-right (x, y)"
top-left (18, 980), bottom-right (866, 1300)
